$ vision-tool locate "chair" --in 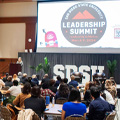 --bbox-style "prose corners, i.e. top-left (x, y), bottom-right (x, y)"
top-left (17, 109), bottom-right (40, 120)
top-left (1, 105), bottom-right (12, 120)
top-left (32, 112), bottom-right (40, 120)
top-left (65, 114), bottom-right (86, 120)
top-left (105, 111), bottom-right (116, 120)
top-left (56, 98), bottom-right (68, 104)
